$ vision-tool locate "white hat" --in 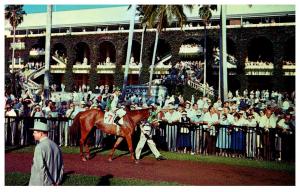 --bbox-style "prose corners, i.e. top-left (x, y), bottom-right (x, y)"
top-left (30, 122), bottom-right (49, 132)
